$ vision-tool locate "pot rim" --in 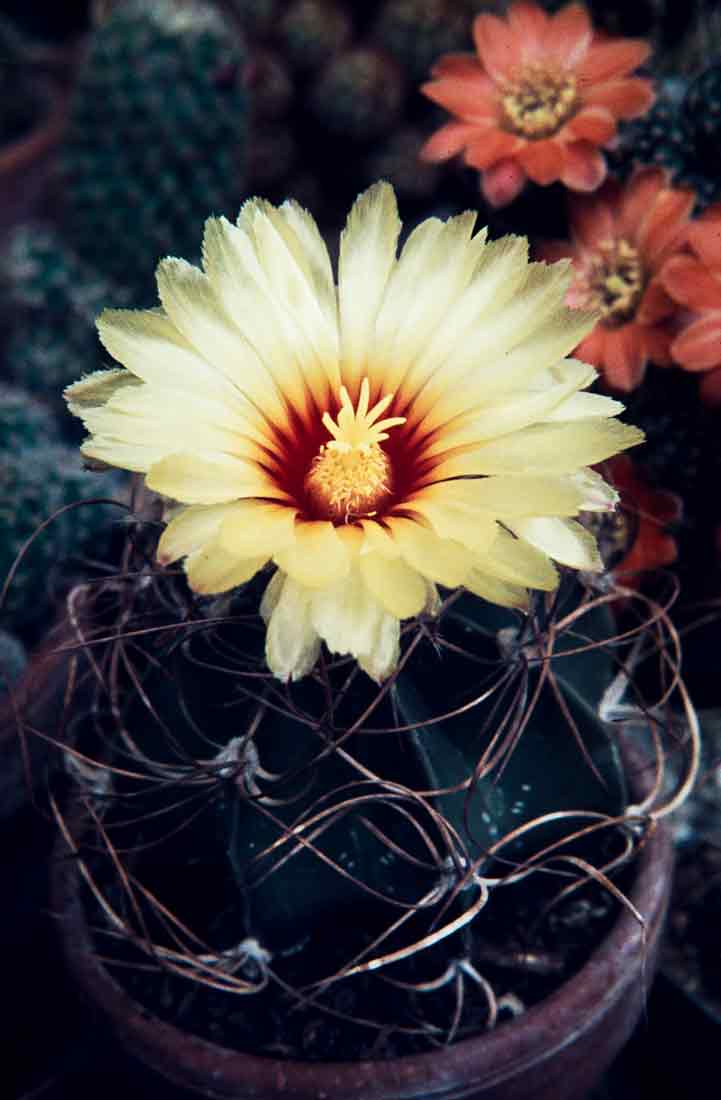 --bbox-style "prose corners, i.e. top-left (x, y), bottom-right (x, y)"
top-left (53, 777), bottom-right (673, 1099)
